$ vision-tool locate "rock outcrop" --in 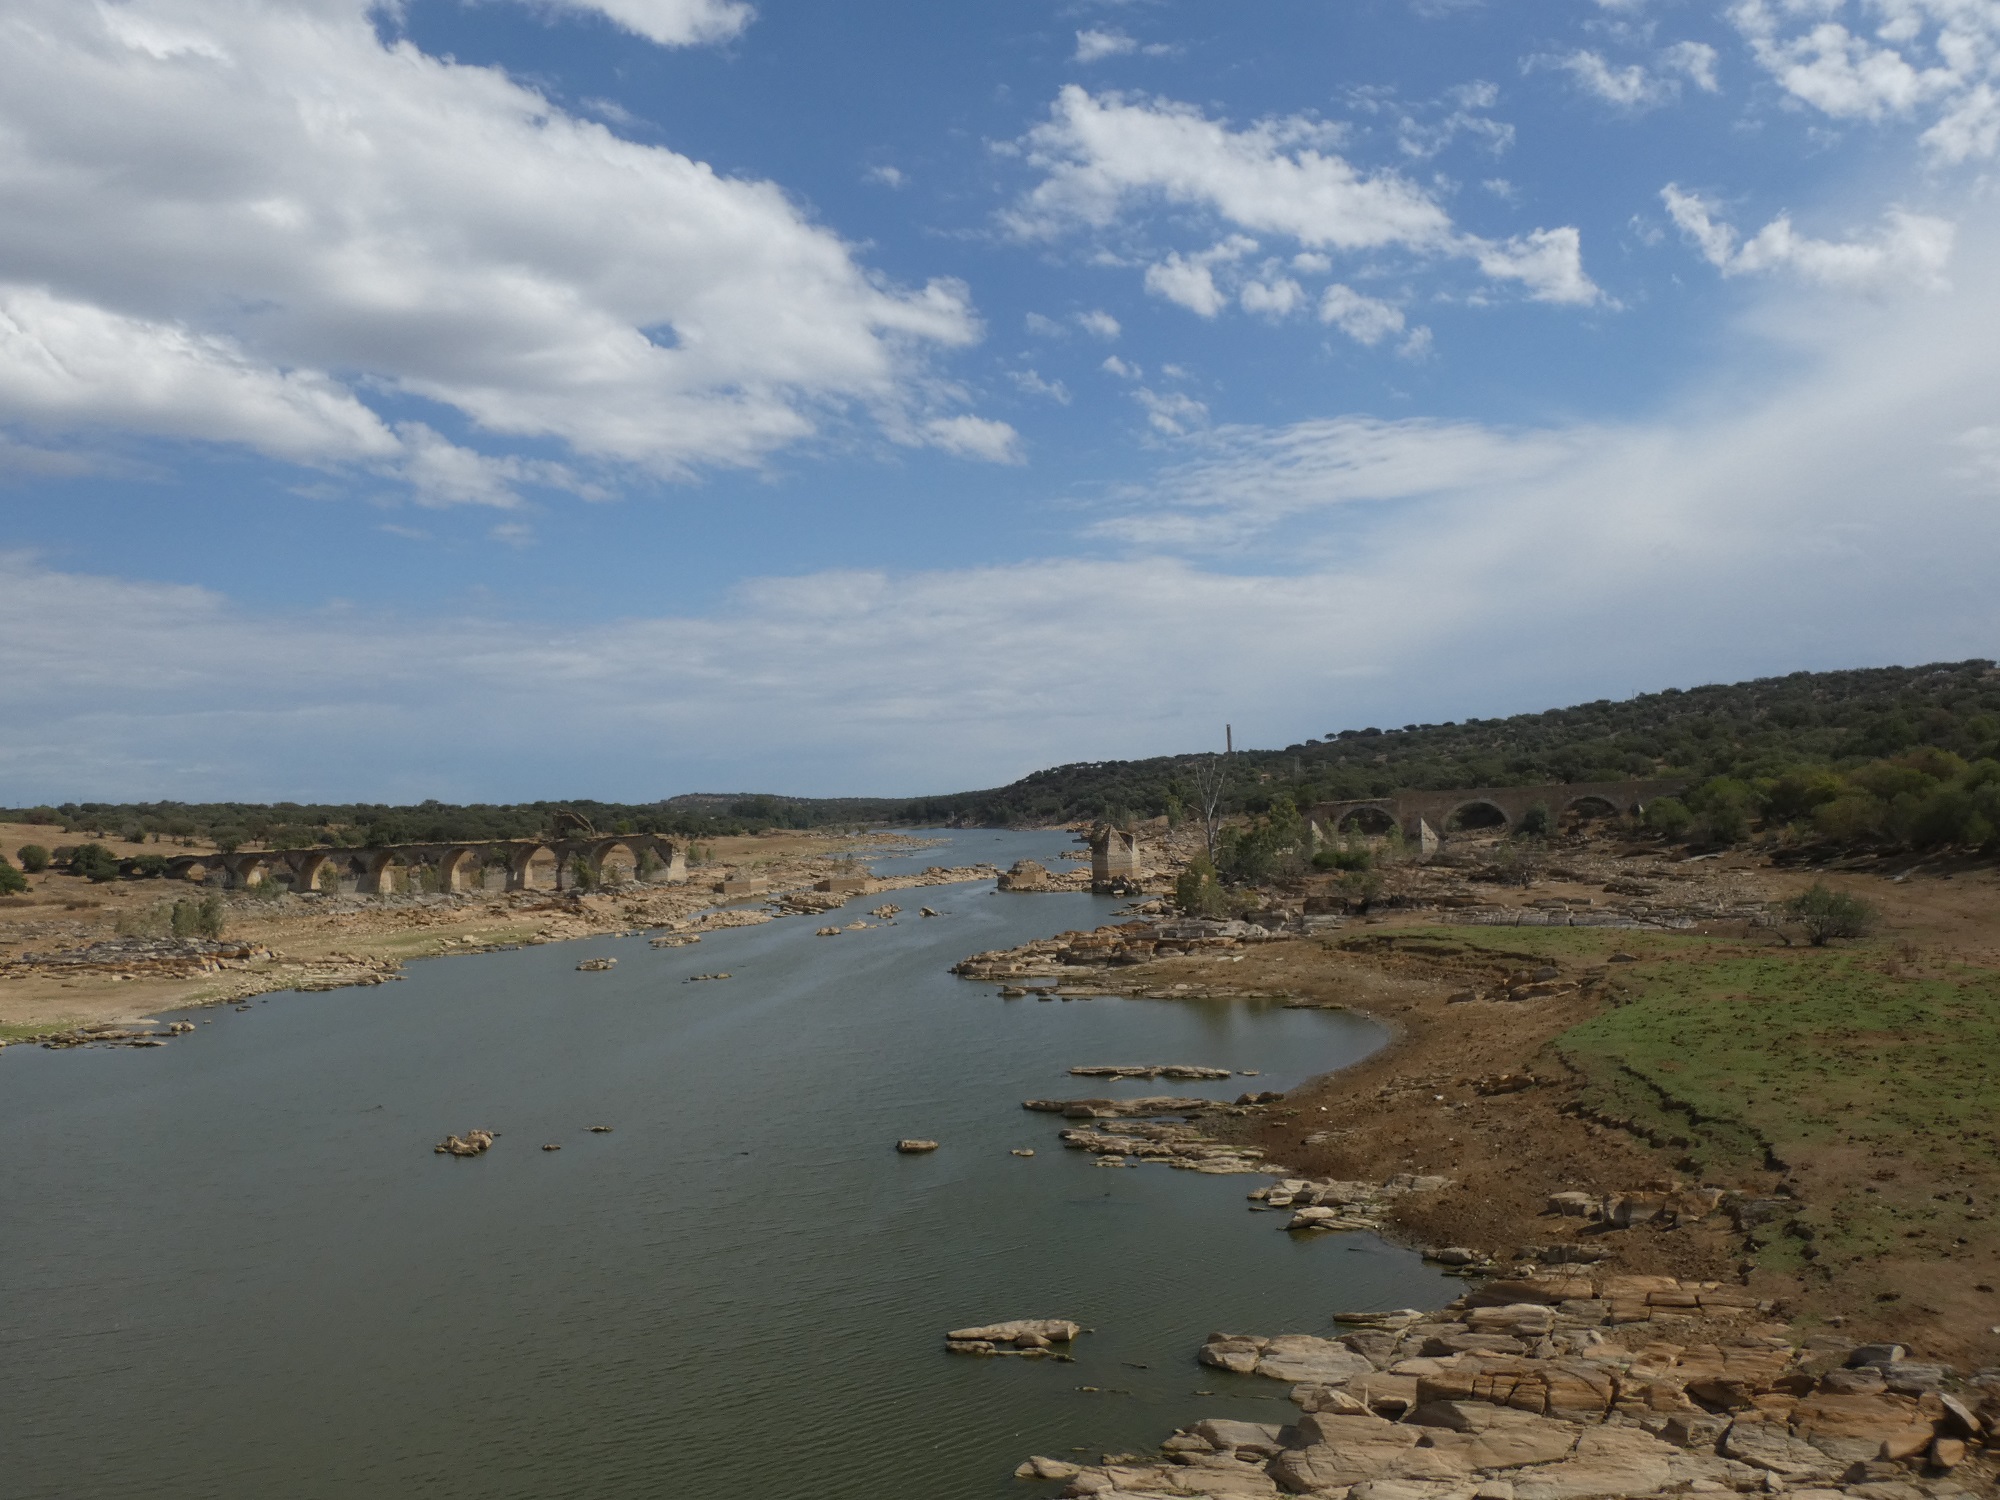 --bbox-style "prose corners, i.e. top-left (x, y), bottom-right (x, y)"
top-left (1034, 1275), bottom-right (1996, 1499)
top-left (434, 1129), bottom-right (494, 1157)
